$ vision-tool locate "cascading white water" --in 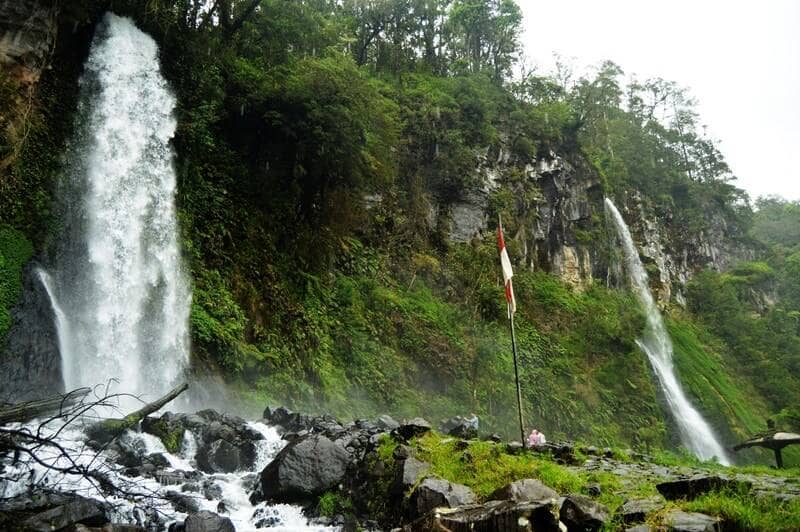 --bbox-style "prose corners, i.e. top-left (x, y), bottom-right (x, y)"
top-left (604, 198), bottom-right (730, 465)
top-left (44, 13), bottom-right (190, 402)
